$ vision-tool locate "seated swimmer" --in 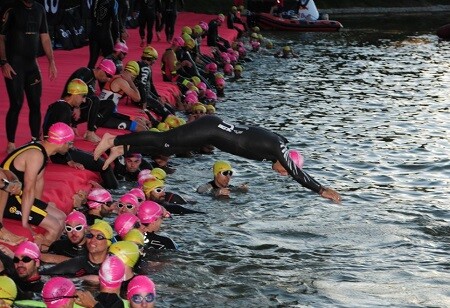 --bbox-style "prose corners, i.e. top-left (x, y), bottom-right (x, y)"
top-left (92, 115), bottom-right (341, 203)
top-left (41, 211), bottom-right (88, 263)
top-left (197, 160), bottom-right (248, 198)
